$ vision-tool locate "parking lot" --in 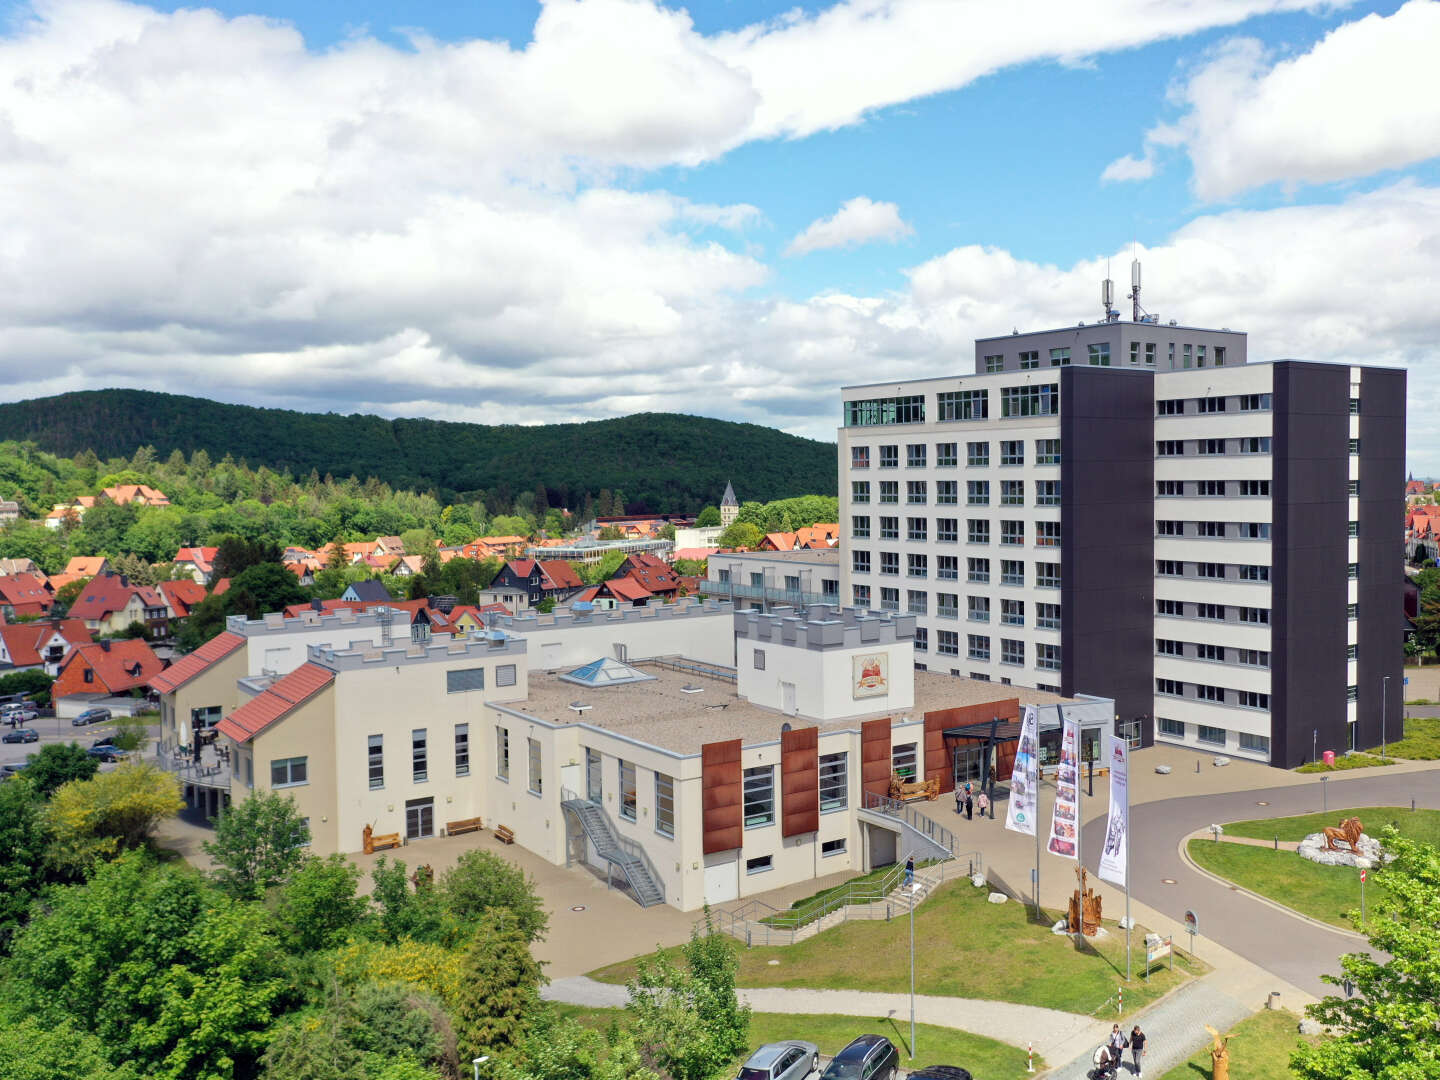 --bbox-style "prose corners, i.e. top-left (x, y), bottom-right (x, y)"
top-left (1, 711), bottom-right (160, 771)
